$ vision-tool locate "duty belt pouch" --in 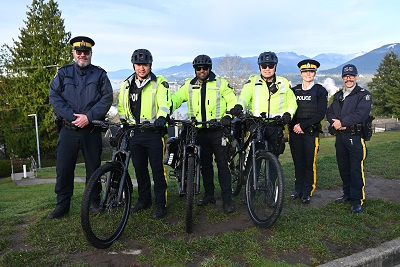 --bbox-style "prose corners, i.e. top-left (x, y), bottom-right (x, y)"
top-left (362, 115), bottom-right (374, 141)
